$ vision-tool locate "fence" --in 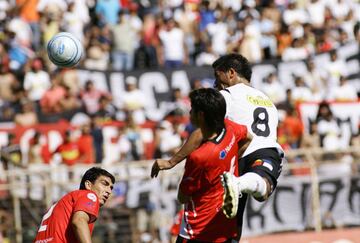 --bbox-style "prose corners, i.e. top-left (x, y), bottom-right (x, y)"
top-left (0, 146), bottom-right (360, 243)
